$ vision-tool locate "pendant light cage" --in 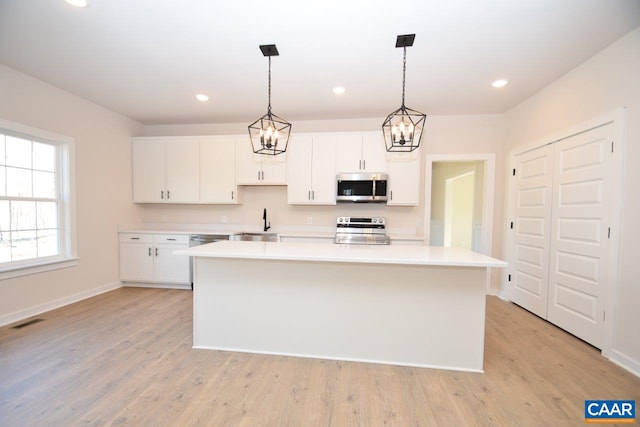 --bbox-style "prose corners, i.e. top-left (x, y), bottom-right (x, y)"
top-left (382, 106), bottom-right (425, 153)
top-left (249, 44), bottom-right (292, 156)
top-left (248, 112), bottom-right (291, 156)
top-left (382, 34), bottom-right (426, 153)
